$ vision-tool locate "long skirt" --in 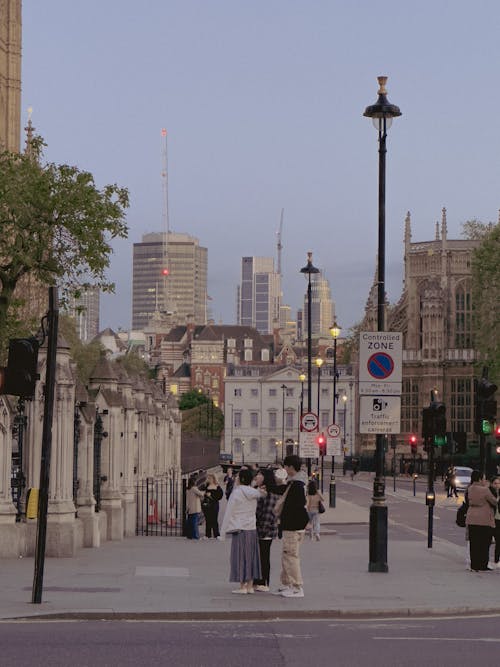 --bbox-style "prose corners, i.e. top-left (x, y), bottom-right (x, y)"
top-left (229, 529), bottom-right (261, 583)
